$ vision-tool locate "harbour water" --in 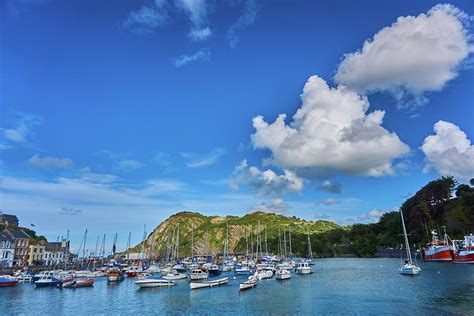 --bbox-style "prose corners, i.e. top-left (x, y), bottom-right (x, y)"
top-left (2, 258), bottom-right (473, 315)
